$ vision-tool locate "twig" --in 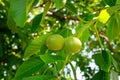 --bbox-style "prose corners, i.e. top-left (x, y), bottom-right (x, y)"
top-left (94, 24), bottom-right (103, 49)
top-left (59, 54), bottom-right (71, 80)
top-left (46, 12), bottom-right (80, 21)
top-left (100, 32), bottom-right (116, 53)
top-left (69, 62), bottom-right (77, 80)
